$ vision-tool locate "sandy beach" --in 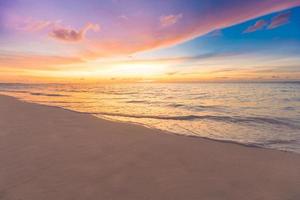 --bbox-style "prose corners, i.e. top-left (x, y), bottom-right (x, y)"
top-left (0, 94), bottom-right (300, 200)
